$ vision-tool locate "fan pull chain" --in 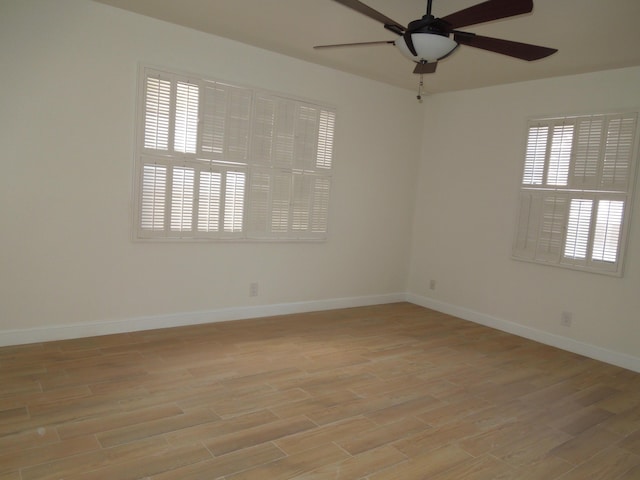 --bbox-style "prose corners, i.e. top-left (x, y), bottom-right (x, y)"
top-left (417, 74), bottom-right (424, 102)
